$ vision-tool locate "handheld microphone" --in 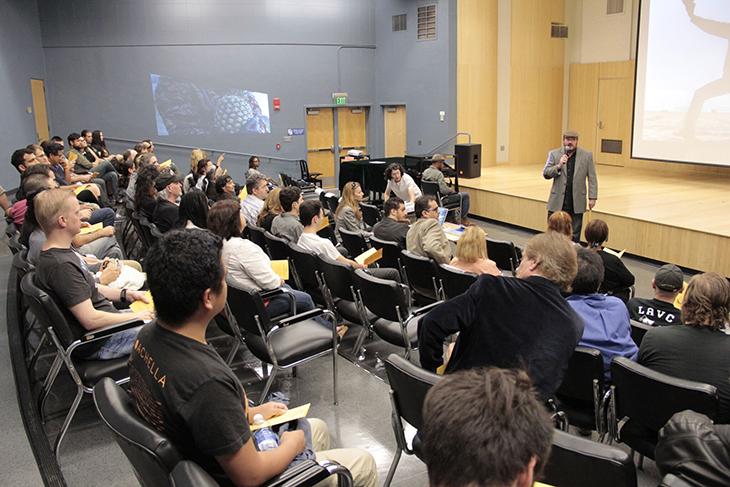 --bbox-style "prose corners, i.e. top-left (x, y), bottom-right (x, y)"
top-left (563, 145), bottom-right (572, 154)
